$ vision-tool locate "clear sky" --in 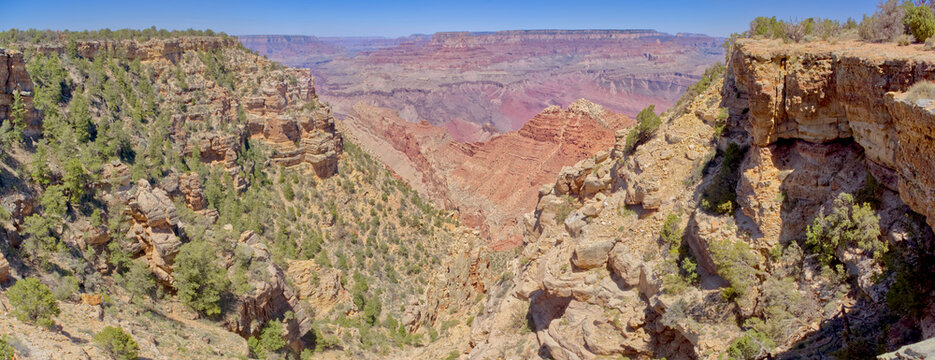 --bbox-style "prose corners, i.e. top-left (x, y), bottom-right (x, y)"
top-left (1, 0), bottom-right (878, 38)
